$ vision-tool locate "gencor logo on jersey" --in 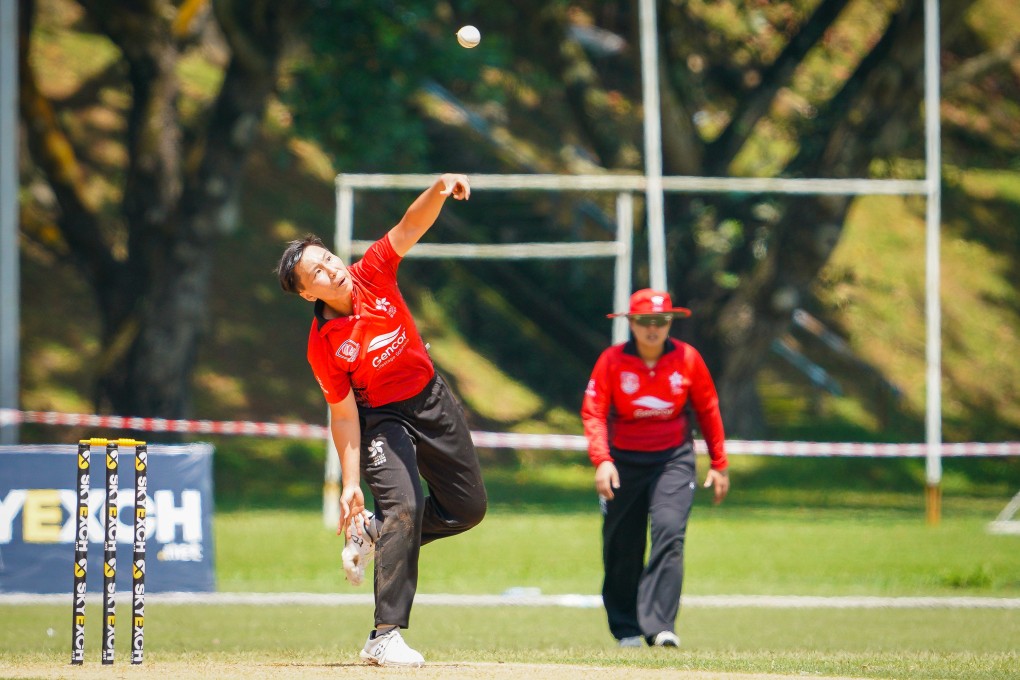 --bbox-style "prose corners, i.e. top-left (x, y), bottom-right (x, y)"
top-left (631, 395), bottom-right (676, 418)
top-left (336, 339), bottom-right (360, 362)
top-left (367, 326), bottom-right (408, 368)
